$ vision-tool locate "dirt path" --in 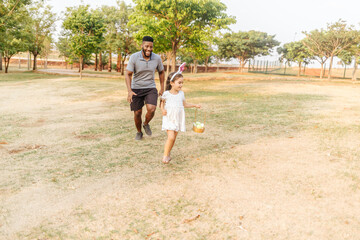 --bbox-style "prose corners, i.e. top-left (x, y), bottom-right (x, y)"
top-left (1, 77), bottom-right (360, 239)
top-left (37, 69), bottom-right (122, 78)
